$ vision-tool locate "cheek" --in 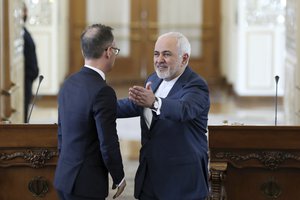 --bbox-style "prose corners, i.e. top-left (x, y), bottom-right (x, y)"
top-left (167, 58), bottom-right (178, 66)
